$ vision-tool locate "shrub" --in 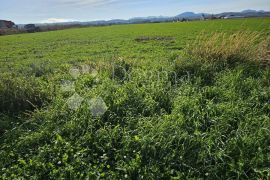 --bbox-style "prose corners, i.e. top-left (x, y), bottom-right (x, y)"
top-left (0, 73), bottom-right (54, 114)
